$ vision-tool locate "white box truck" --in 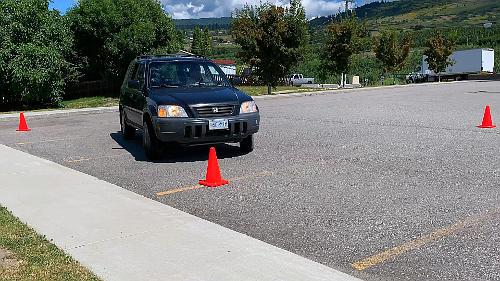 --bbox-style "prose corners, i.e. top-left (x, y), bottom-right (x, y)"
top-left (407, 48), bottom-right (495, 83)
